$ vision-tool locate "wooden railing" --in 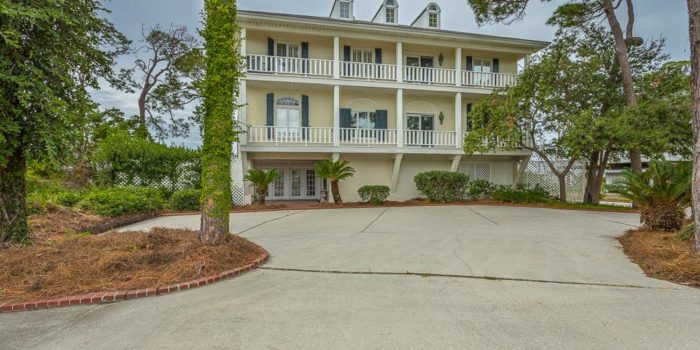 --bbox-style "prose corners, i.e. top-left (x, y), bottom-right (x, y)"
top-left (404, 66), bottom-right (456, 85)
top-left (462, 71), bottom-right (518, 88)
top-left (340, 62), bottom-right (397, 81)
top-left (247, 126), bottom-right (334, 144)
top-left (338, 128), bottom-right (397, 146)
top-left (246, 55), bottom-right (334, 77)
top-left (404, 130), bottom-right (457, 148)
